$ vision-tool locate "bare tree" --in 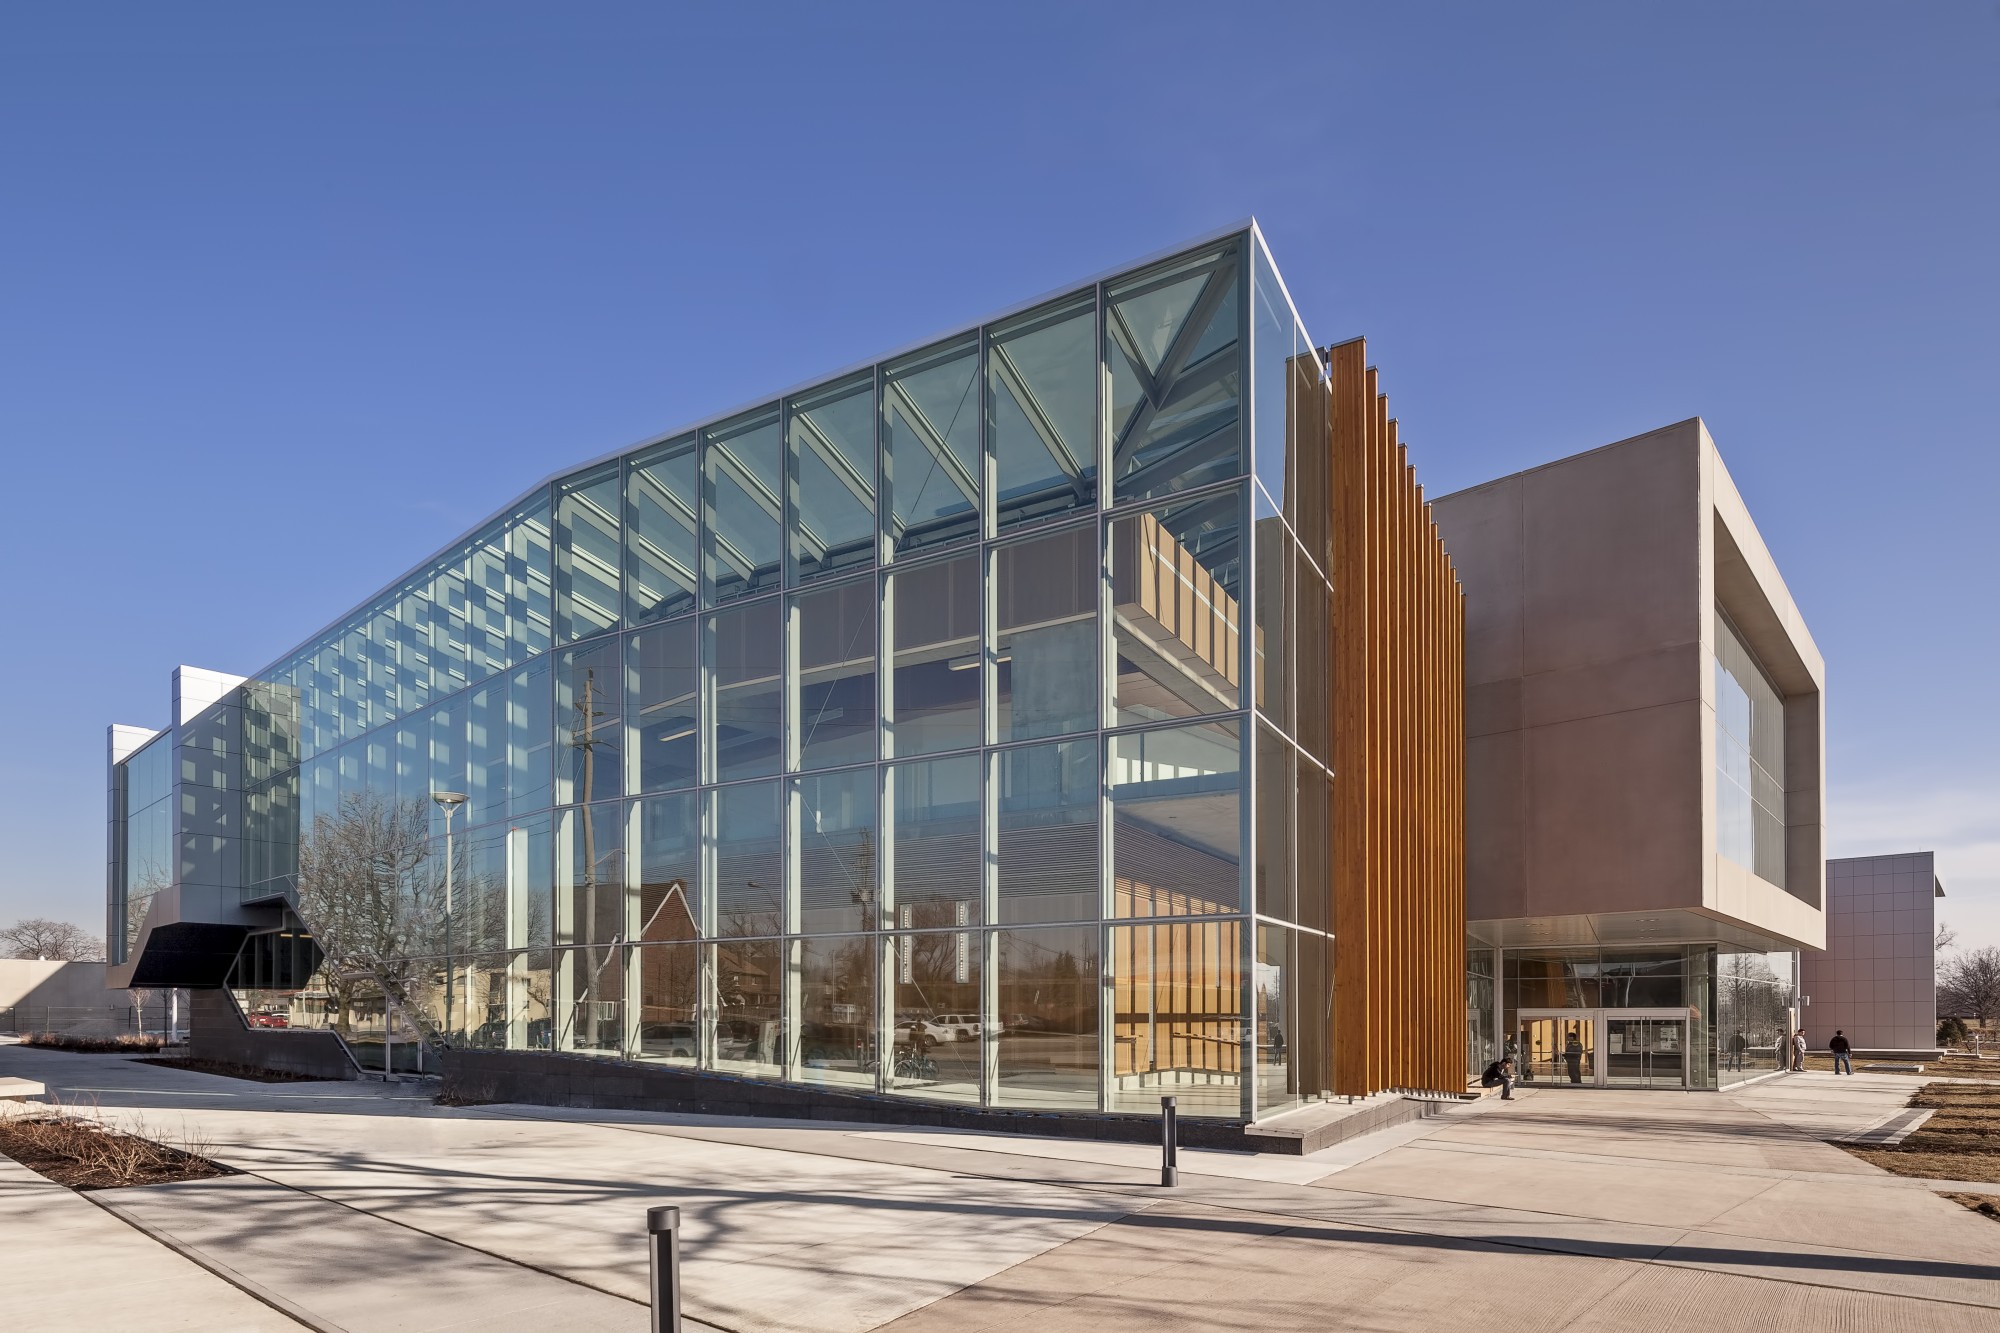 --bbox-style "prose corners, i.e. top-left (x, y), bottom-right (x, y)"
top-left (1937, 920), bottom-right (1958, 954)
top-left (1939, 946), bottom-right (2000, 1025)
top-left (295, 789), bottom-right (441, 1037)
top-left (1, 918), bottom-right (105, 961)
